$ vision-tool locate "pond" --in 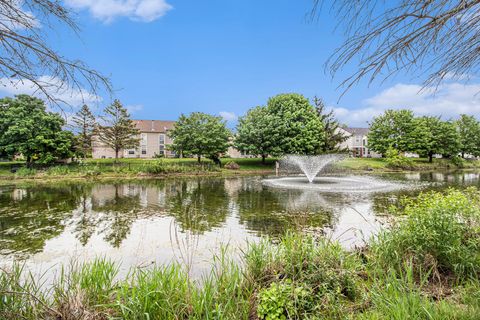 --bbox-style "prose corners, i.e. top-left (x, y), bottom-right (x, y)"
top-left (1, 171), bottom-right (479, 278)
